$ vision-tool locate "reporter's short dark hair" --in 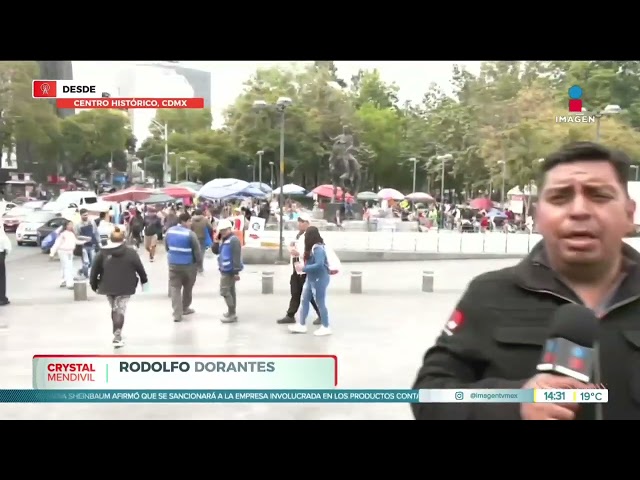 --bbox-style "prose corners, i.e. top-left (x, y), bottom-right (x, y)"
top-left (540, 142), bottom-right (631, 191)
top-left (178, 212), bottom-right (191, 223)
